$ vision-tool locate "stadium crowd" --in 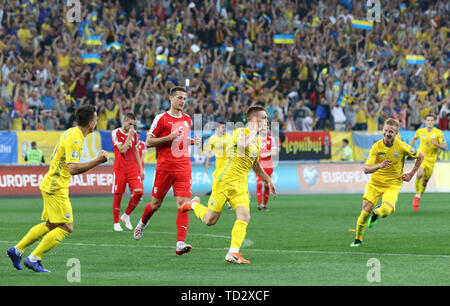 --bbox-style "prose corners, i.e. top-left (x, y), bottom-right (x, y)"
top-left (0, 0), bottom-right (449, 133)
